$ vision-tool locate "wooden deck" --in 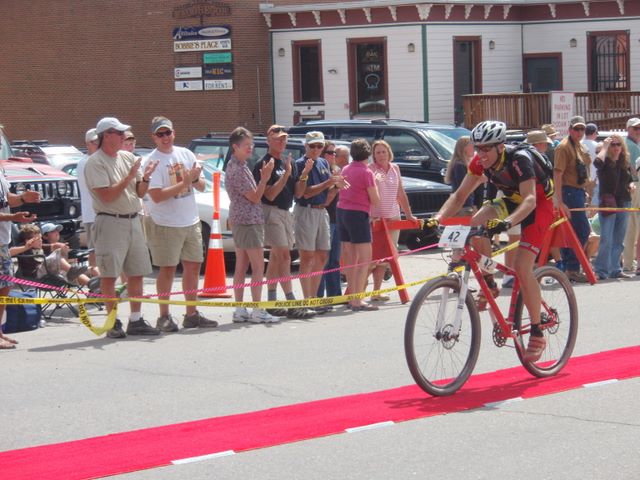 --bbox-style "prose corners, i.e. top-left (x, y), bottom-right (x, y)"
top-left (463, 91), bottom-right (640, 131)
